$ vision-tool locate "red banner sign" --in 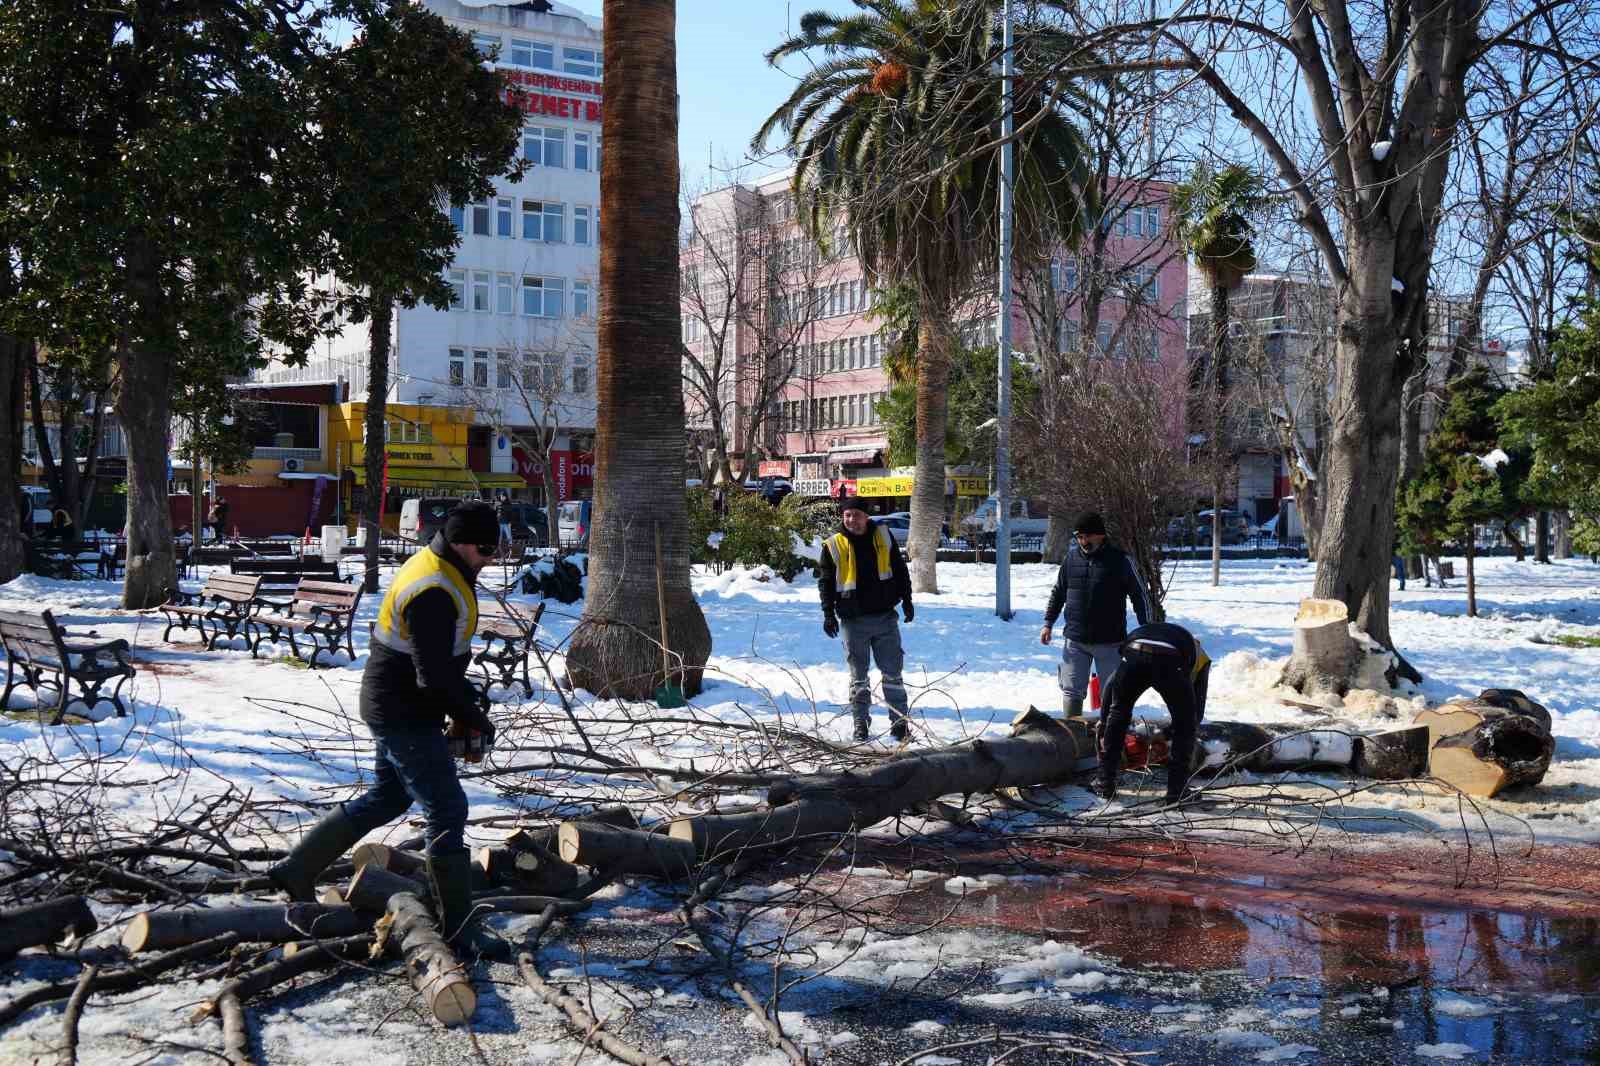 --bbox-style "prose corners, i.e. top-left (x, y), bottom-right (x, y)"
top-left (502, 69), bottom-right (602, 98)
top-left (505, 88), bottom-right (601, 123)
top-left (513, 447), bottom-right (595, 496)
top-left (757, 460), bottom-right (792, 478)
